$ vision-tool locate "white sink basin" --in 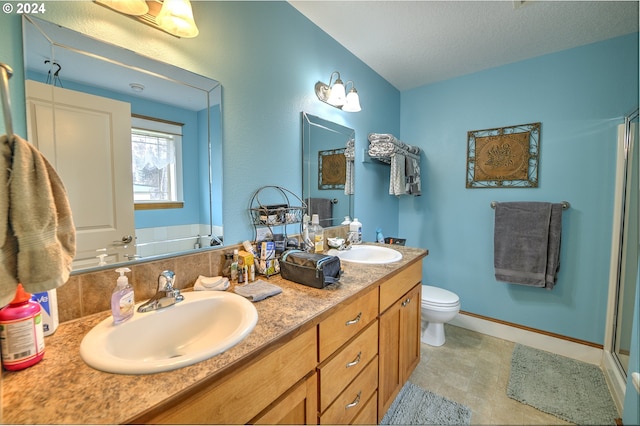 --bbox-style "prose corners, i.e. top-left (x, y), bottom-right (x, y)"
top-left (328, 245), bottom-right (403, 264)
top-left (80, 291), bottom-right (258, 374)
